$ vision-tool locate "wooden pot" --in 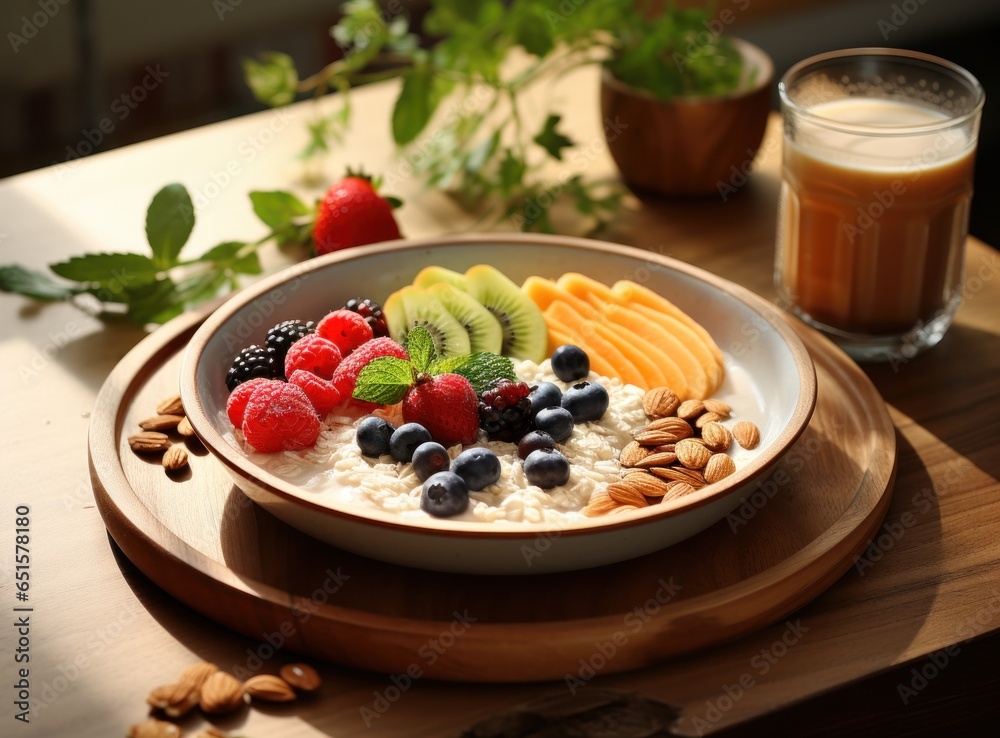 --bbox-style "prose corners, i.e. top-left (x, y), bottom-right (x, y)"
top-left (601, 38), bottom-right (774, 197)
